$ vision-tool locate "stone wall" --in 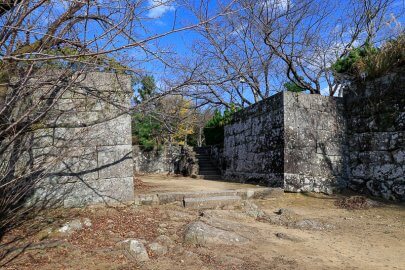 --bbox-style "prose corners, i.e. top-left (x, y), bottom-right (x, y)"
top-left (133, 145), bottom-right (181, 173)
top-left (133, 145), bottom-right (198, 176)
top-left (223, 93), bottom-right (285, 186)
top-left (223, 92), bottom-right (347, 193)
top-left (345, 70), bottom-right (404, 200)
top-left (283, 92), bottom-right (347, 193)
top-left (32, 72), bottom-right (134, 207)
